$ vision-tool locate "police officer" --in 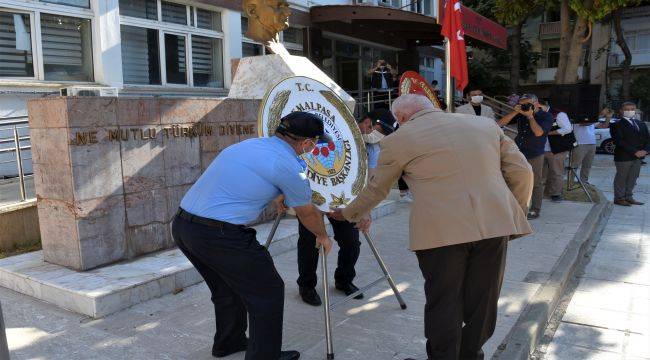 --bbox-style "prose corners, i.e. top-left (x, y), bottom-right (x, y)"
top-left (172, 112), bottom-right (334, 360)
